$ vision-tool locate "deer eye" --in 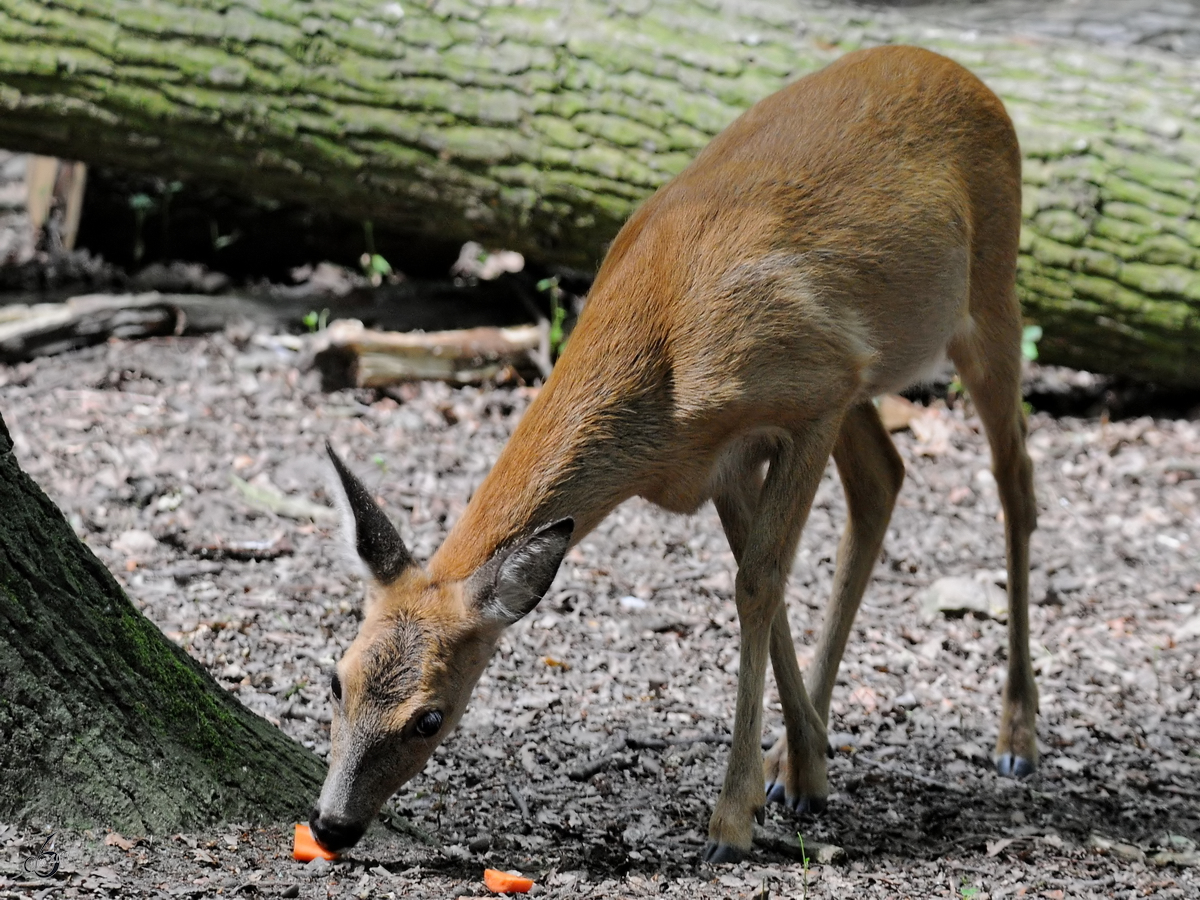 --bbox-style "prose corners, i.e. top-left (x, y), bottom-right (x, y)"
top-left (414, 710), bottom-right (443, 737)
top-left (331, 672), bottom-right (342, 703)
